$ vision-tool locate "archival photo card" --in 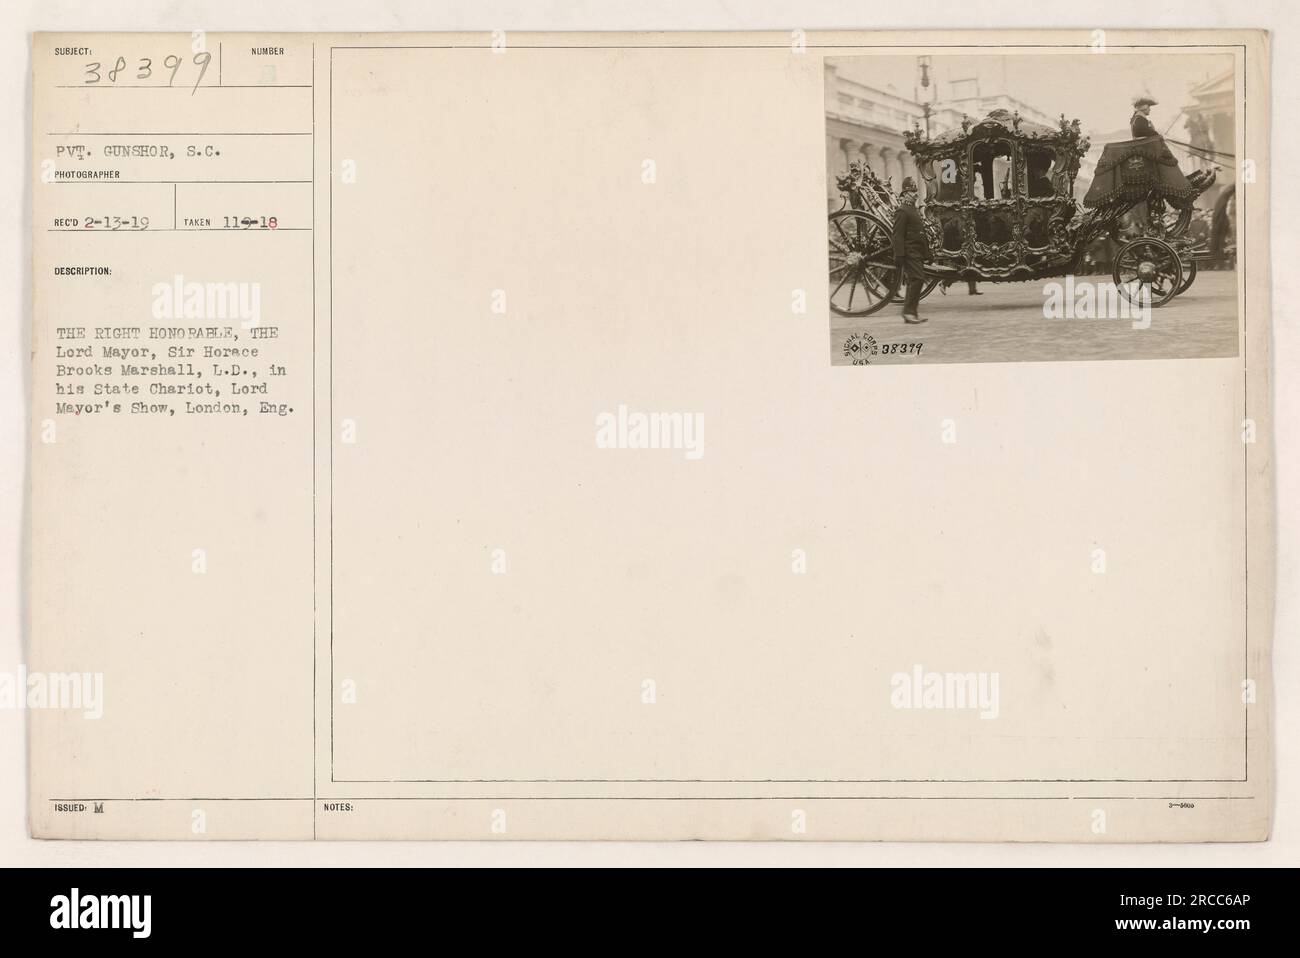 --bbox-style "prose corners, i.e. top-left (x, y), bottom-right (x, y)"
top-left (27, 29), bottom-right (1271, 842)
